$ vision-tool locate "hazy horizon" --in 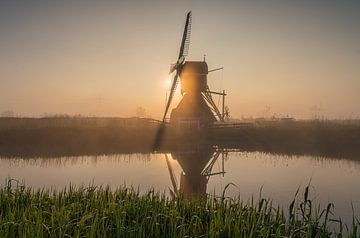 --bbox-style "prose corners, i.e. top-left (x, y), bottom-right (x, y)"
top-left (1, 0), bottom-right (360, 120)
